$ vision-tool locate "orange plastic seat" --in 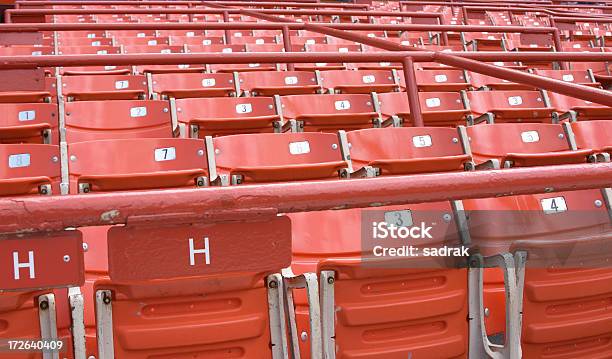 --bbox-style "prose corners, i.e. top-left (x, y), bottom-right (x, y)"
top-left (377, 91), bottom-right (469, 127)
top-left (281, 94), bottom-right (380, 132)
top-left (532, 69), bottom-right (599, 87)
top-left (0, 103), bottom-right (58, 144)
top-left (57, 46), bottom-right (122, 55)
top-left (468, 71), bottom-right (534, 90)
top-left (173, 96), bottom-right (281, 137)
top-left (570, 120), bottom-right (612, 157)
top-left (0, 143), bottom-right (60, 197)
top-left (64, 100), bottom-right (172, 143)
top-left (319, 69), bottom-right (398, 94)
top-left (122, 45), bottom-right (184, 54)
top-left (466, 123), bottom-right (592, 167)
top-left (210, 132), bottom-right (348, 184)
top-left (61, 74), bottom-right (148, 101)
top-left (548, 92), bottom-right (612, 121)
top-left (346, 127), bottom-right (473, 175)
top-left (239, 71), bottom-right (321, 96)
top-left (464, 189), bottom-right (612, 359)
top-left (413, 69), bottom-right (470, 92)
top-left (288, 207), bottom-right (469, 358)
top-left (150, 72), bottom-right (237, 99)
top-left (68, 138), bottom-right (207, 193)
top-left (466, 90), bottom-right (554, 124)
top-left (0, 76), bottom-right (57, 104)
